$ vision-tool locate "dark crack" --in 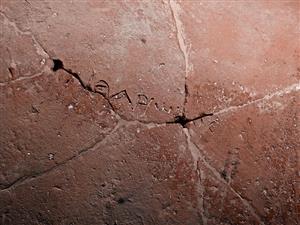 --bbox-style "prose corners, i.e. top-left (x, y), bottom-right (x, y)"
top-left (181, 82), bottom-right (188, 119)
top-left (175, 68), bottom-right (213, 127)
top-left (167, 113), bottom-right (213, 128)
top-left (52, 58), bottom-right (92, 91)
top-left (51, 58), bottom-right (124, 117)
top-left (51, 58), bottom-right (213, 127)
top-left (183, 81), bottom-right (188, 112)
top-left (51, 59), bottom-right (135, 116)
